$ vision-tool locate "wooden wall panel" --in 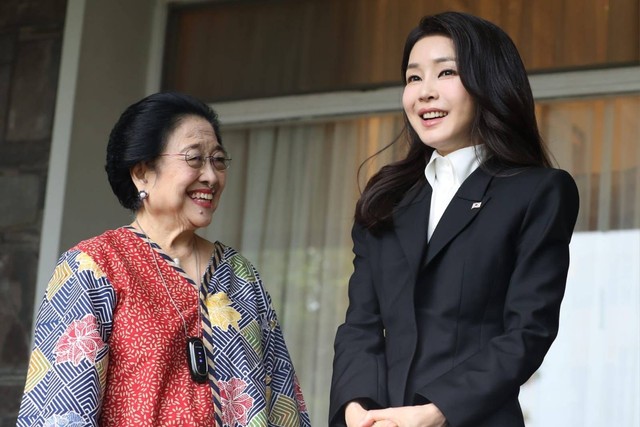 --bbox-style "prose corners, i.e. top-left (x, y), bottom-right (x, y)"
top-left (162, 0), bottom-right (640, 102)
